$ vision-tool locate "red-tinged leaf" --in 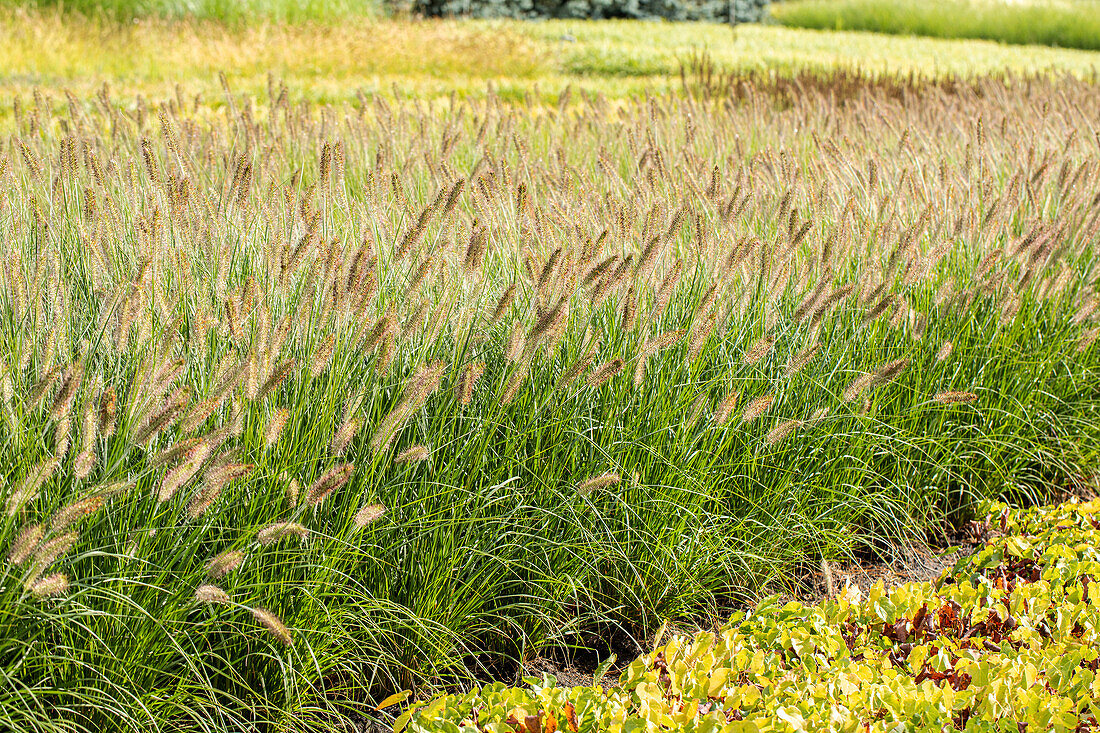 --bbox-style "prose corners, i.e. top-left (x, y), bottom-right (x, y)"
top-left (937, 601), bottom-right (961, 633)
top-left (950, 671), bottom-right (972, 691)
top-left (912, 604), bottom-right (928, 630)
top-left (562, 703), bottom-right (578, 733)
